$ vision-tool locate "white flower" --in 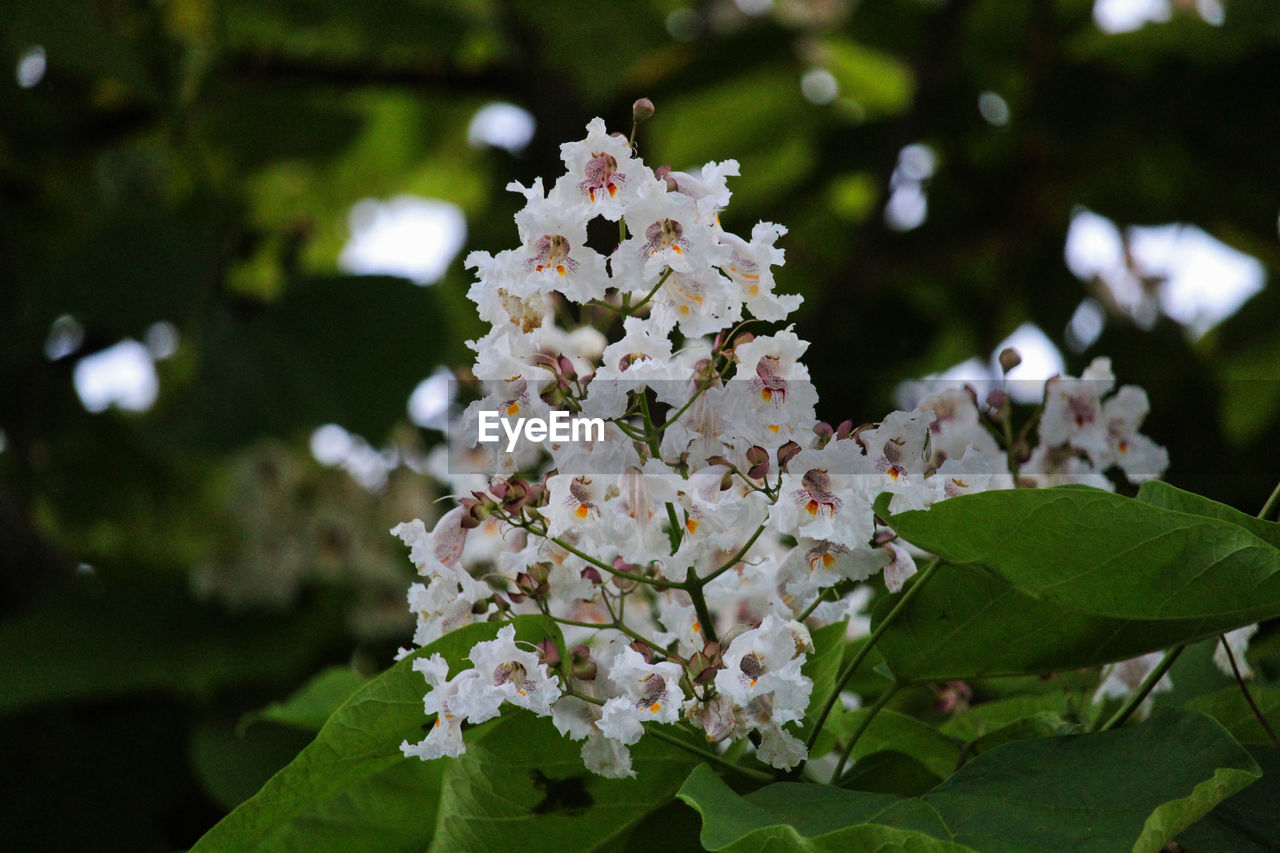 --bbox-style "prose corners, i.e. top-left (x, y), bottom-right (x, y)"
top-left (715, 614), bottom-right (813, 726)
top-left (1094, 651), bottom-right (1173, 720)
top-left (401, 654), bottom-right (472, 761)
top-left (552, 117), bottom-right (656, 220)
top-left (454, 625), bottom-right (560, 722)
top-left (598, 647), bottom-right (684, 745)
top-left (1214, 624), bottom-right (1258, 679)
